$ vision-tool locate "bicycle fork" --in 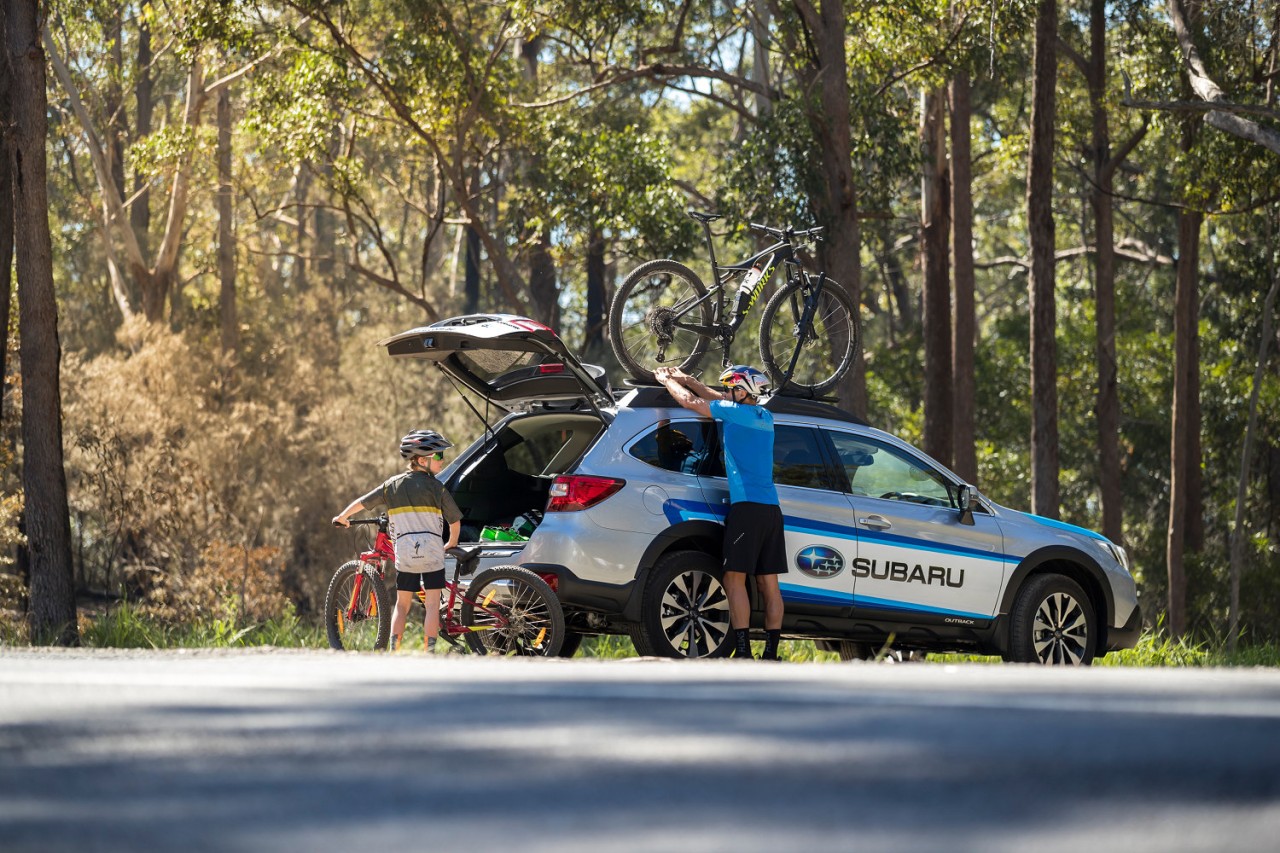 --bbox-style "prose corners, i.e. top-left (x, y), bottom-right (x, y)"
top-left (780, 272), bottom-right (828, 383)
